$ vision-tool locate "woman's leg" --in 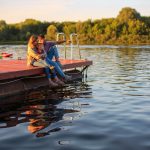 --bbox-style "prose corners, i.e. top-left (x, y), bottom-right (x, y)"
top-left (44, 66), bottom-right (51, 79)
top-left (44, 58), bottom-right (65, 85)
top-left (33, 60), bottom-right (52, 79)
top-left (33, 60), bottom-right (58, 87)
top-left (33, 59), bottom-right (47, 67)
top-left (48, 66), bottom-right (64, 86)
